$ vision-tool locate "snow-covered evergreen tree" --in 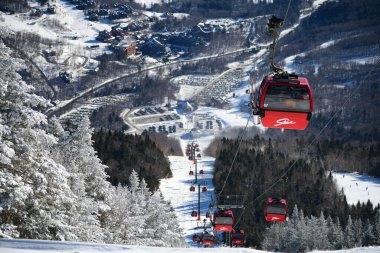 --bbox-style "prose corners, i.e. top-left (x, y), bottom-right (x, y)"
top-left (375, 209), bottom-right (380, 245)
top-left (103, 171), bottom-right (184, 247)
top-left (363, 218), bottom-right (376, 246)
top-left (314, 211), bottom-right (330, 250)
top-left (260, 205), bottom-right (377, 252)
top-left (0, 41), bottom-right (75, 240)
top-left (335, 217), bottom-right (345, 249)
top-left (353, 218), bottom-right (363, 247)
top-left (327, 215), bottom-right (343, 249)
top-left (49, 116), bottom-right (111, 242)
top-left (52, 117), bottom-right (109, 200)
top-left (144, 191), bottom-right (185, 247)
top-left (345, 215), bottom-right (355, 248)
